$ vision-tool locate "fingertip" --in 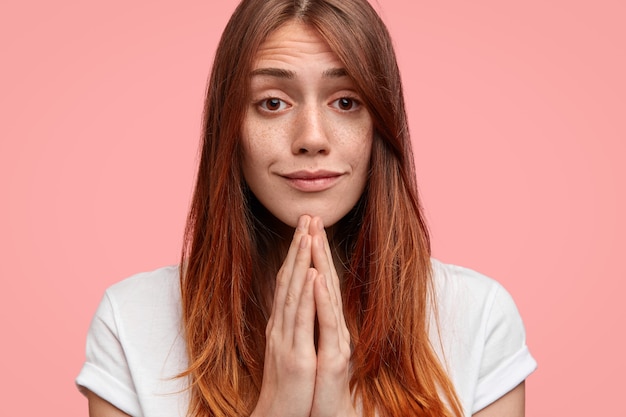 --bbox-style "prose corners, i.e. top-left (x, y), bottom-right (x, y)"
top-left (307, 267), bottom-right (317, 281)
top-left (314, 216), bottom-right (324, 231)
top-left (297, 214), bottom-right (311, 232)
top-left (318, 273), bottom-right (328, 289)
